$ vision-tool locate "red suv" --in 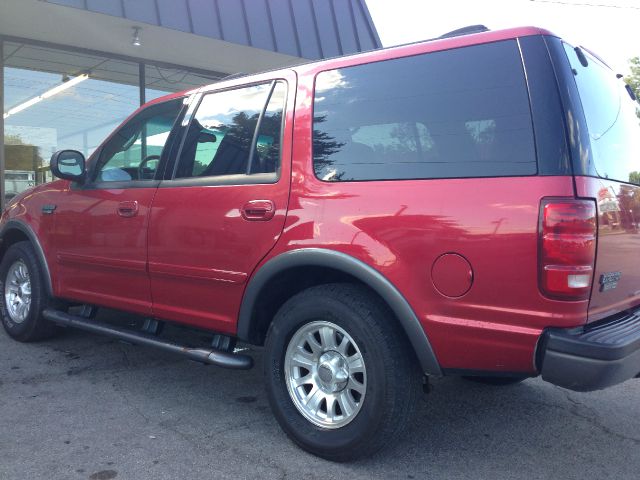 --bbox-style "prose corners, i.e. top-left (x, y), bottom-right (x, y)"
top-left (2, 26), bottom-right (640, 461)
